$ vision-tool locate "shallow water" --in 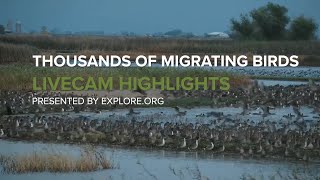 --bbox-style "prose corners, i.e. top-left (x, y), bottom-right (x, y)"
top-left (257, 79), bottom-right (317, 86)
top-left (1, 75), bottom-right (320, 179)
top-left (67, 59), bottom-right (320, 78)
top-left (150, 65), bottom-right (320, 78)
top-left (0, 140), bottom-right (319, 180)
top-left (212, 66), bottom-right (320, 78)
top-left (51, 105), bottom-right (319, 126)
